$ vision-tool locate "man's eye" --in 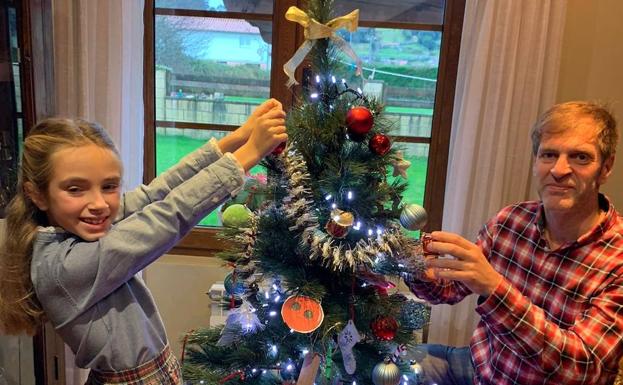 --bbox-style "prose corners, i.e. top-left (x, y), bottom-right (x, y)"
top-left (539, 152), bottom-right (556, 159)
